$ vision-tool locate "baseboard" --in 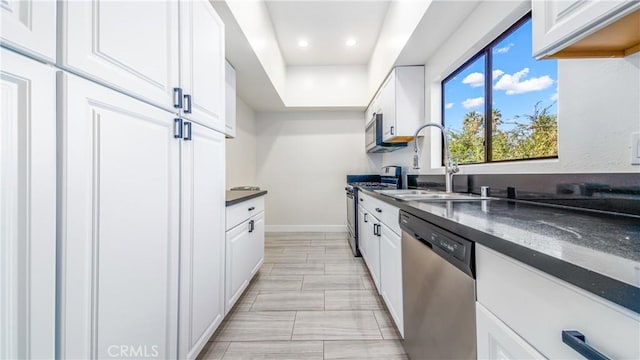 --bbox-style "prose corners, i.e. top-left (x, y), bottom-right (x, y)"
top-left (265, 225), bottom-right (348, 233)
